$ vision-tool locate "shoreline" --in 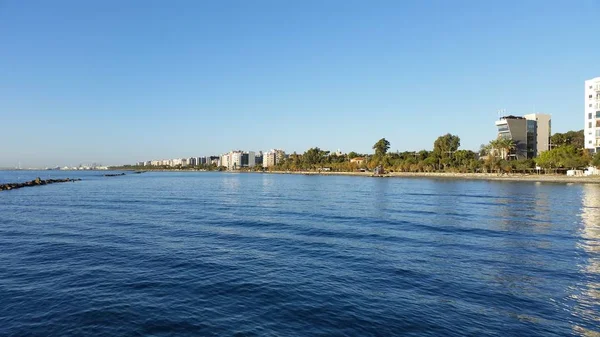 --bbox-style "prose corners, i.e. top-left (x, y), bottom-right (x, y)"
top-left (262, 170), bottom-right (600, 184)
top-left (77, 168), bottom-right (600, 184)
